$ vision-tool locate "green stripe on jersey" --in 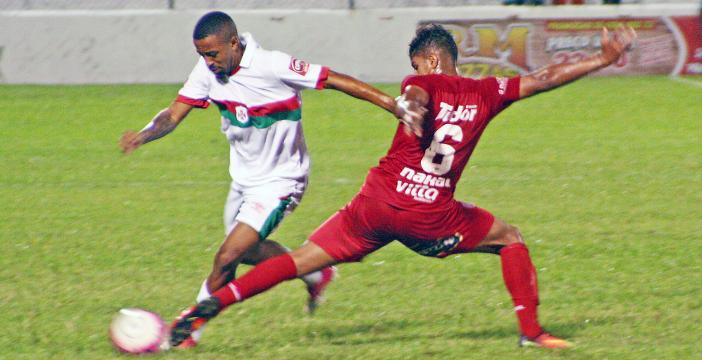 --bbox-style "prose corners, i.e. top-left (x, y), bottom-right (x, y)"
top-left (221, 108), bottom-right (301, 129)
top-left (258, 196), bottom-right (293, 240)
